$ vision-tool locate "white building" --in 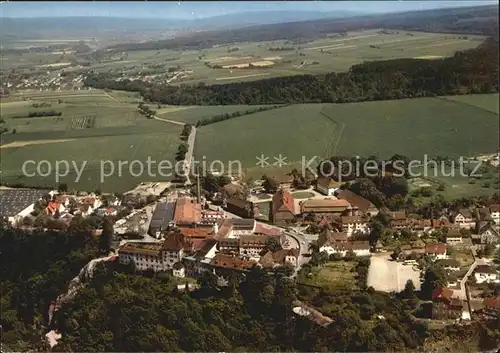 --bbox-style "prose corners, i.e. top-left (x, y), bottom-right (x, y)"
top-left (172, 262), bottom-right (186, 278)
top-left (319, 240), bottom-right (371, 257)
top-left (340, 216), bottom-right (370, 237)
top-left (425, 243), bottom-right (448, 260)
top-left (490, 205), bottom-right (500, 225)
top-left (316, 176), bottom-right (341, 196)
top-left (118, 233), bottom-right (192, 272)
top-left (454, 209), bottom-right (475, 229)
top-left (474, 265), bottom-right (500, 284)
